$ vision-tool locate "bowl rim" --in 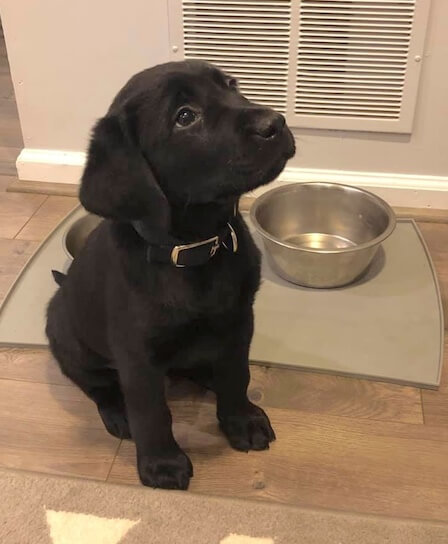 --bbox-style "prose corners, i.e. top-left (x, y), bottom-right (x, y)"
top-left (250, 182), bottom-right (397, 254)
top-left (62, 216), bottom-right (81, 260)
top-left (62, 213), bottom-right (101, 260)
